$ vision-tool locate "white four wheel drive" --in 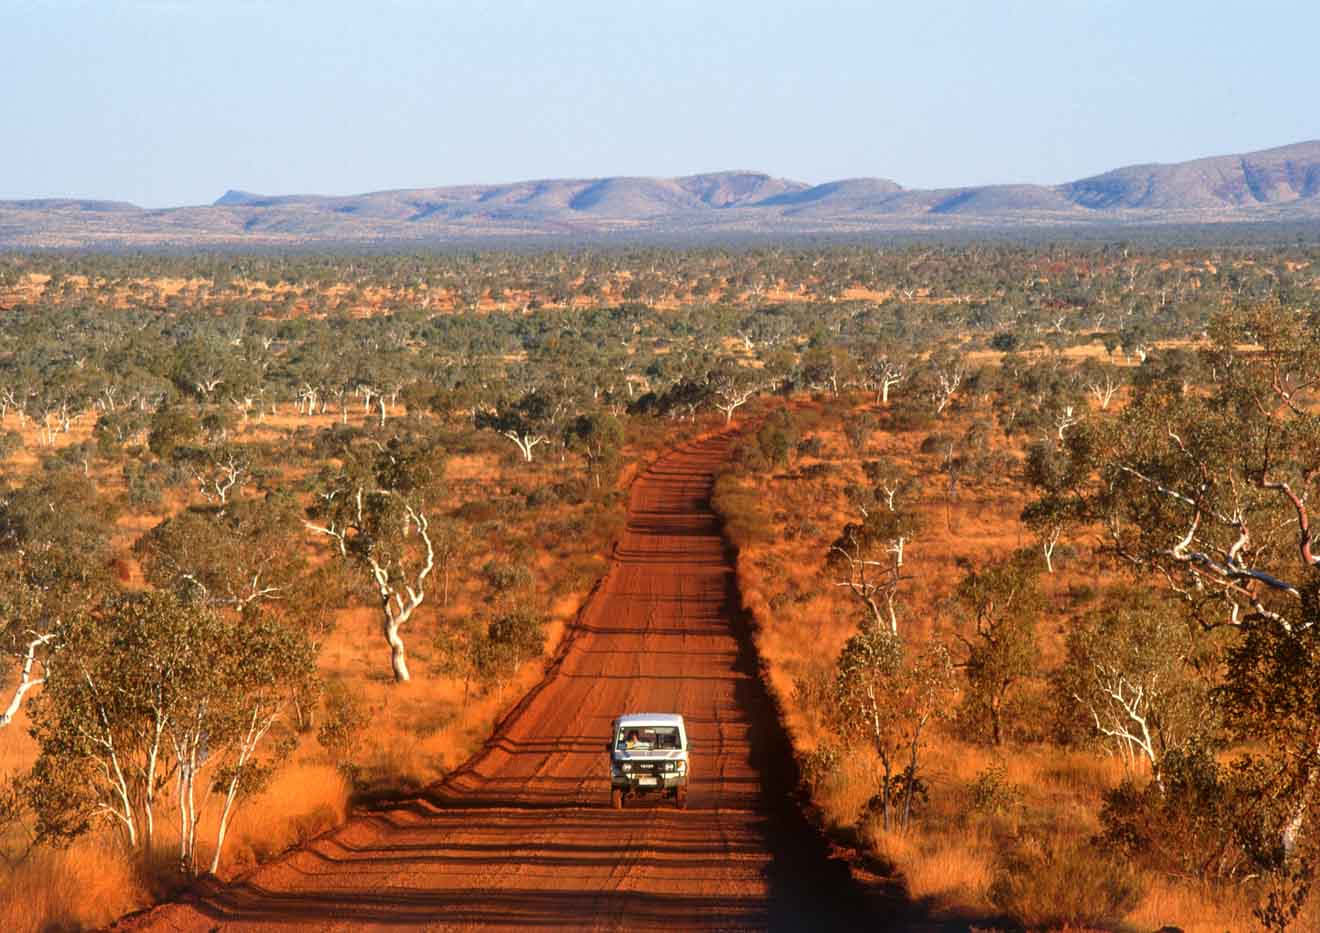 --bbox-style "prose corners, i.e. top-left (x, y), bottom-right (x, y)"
top-left (607, 713), bottom-right (689, 809)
